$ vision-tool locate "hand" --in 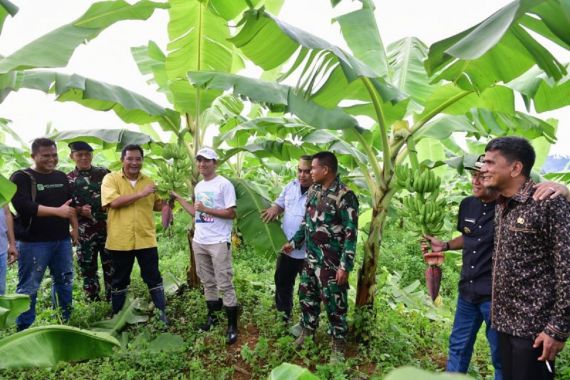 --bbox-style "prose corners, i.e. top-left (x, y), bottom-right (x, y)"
top-left (170, 191), bottom-right (181, 201)
top-left (71, 229), bottom-right (79, 246)
top-left (194, 201), bottom-right (206, 213)
top-left (79, 205), bottom-right (92, 219)
top-left (423, 234), bottom-right (445, 253)
top-left (140, 184), bottom-right (156, 197)
top-left (7, 245), bottom-right (18, 265)
top-left (58, 200), bottom-right (76, 219)
top-left (533, 182), bottom-right (569, 201)
top-left (261, 206), bottom-right (280, 223)
top-left (335, 268), bottom-right (348, 285)
top-left (534, 332), bottom-right (565, 361)
top-left (281, 242), bottom-right (293, 254)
